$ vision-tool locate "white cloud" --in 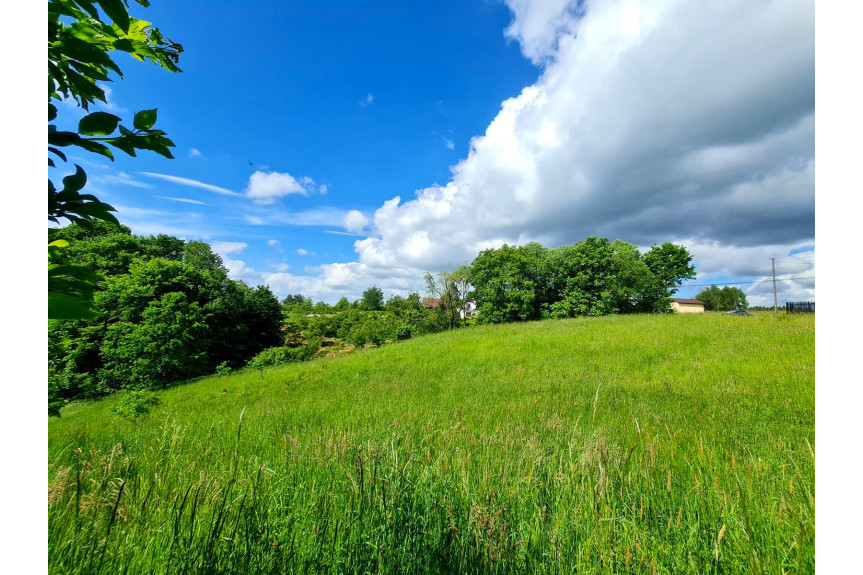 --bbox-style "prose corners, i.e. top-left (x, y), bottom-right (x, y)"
top-left (244, 207), bottom-right (353, 227)
top-left (211, 241), bottom-right (248, 255)
top-left (344, 210), bottom-right (369, 233)
top-left (360, 93), bottom-right (374, 107)
top-left (157, 196), bottom-right (211, 206)
top-left (443, 137), bottom-right (455, 150)
top-left (254, 0), bottom-right (814, 304)
top-left (244, 171), bottom-right (325, 204)
top-left (268, 239), bottom-right (280, 247)
top-left (189, 148), bottom-right (206, 159)
top-left (297, 248), bottom-right (309, 256)
top-left (210, 241), bottom-right (260, 284)
top-left (91, 171), bottom-right (153, 189)
top-left (245, 171), bottom-right (305, 204)
top-left (139, 172), bottom-right (241, 196)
